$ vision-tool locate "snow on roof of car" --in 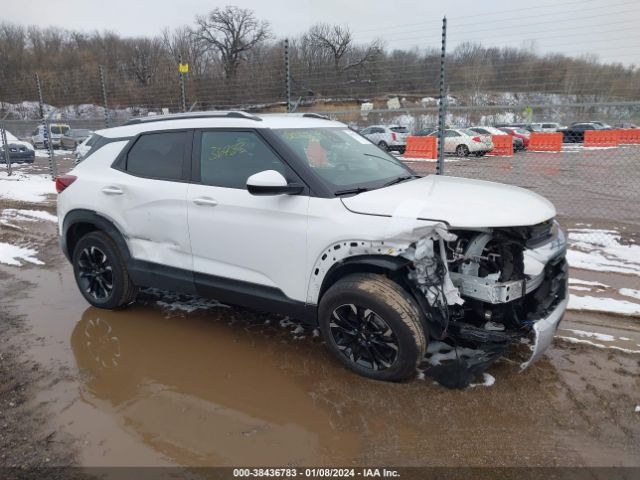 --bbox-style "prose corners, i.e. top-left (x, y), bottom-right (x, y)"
top-left (96, 111), bottom-right (347, 138)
